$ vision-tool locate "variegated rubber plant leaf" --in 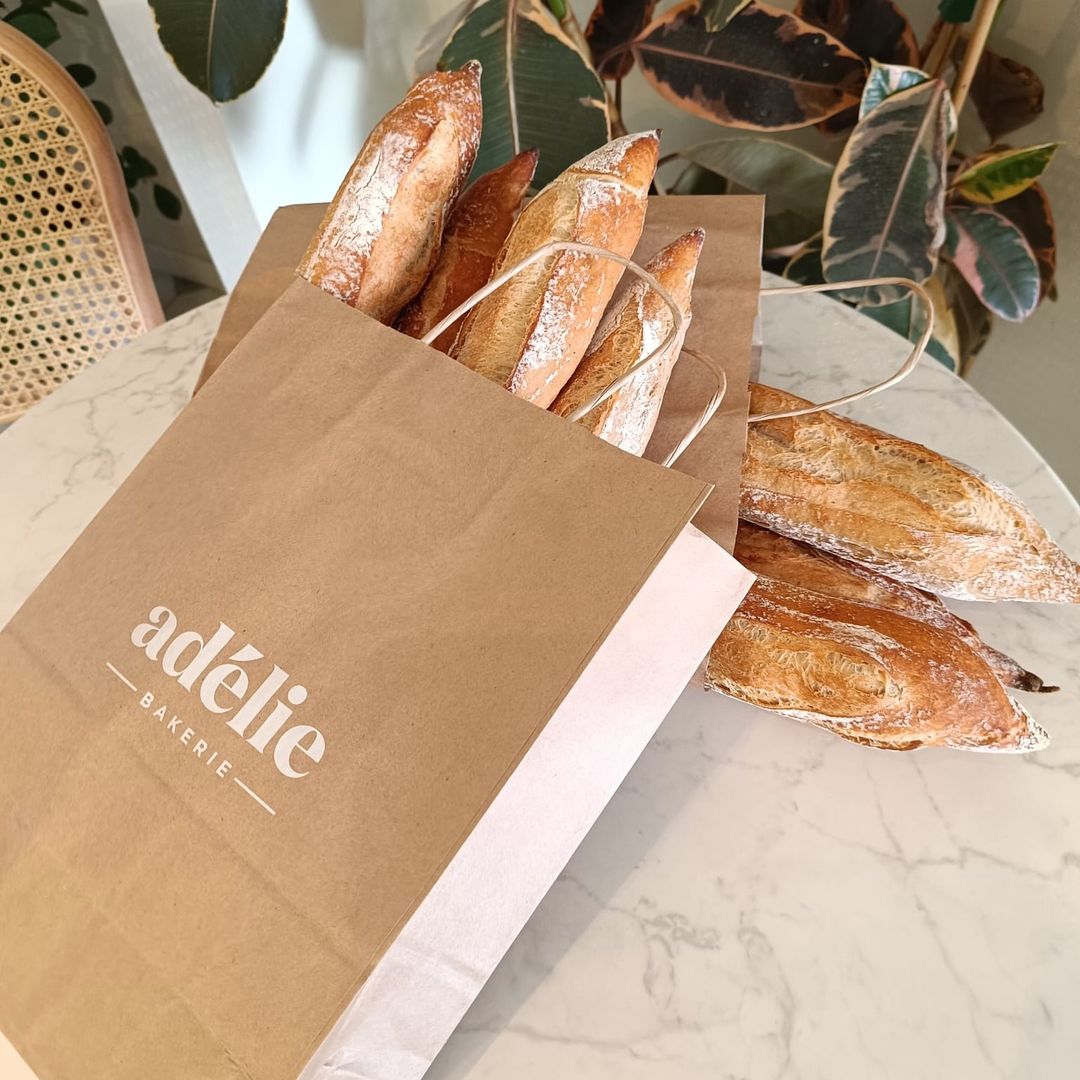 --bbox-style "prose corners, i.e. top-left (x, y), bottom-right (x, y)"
top-left (439, 0), bottom-right (609, 188)
top-left (632, 0), bottom-right (866, 130)
top-left (794, 0), bottom-right (918, 134)
top-left (859, 62), bottom-right (957, 136)
top-left (699, 0), bottom-right (752, 32)
top-left (584, 0), bottom-right (658, 79)
top-left (822, 78), bottom-right (951, 304)
top-left (858, 275), bottom-right (961, 372)
top-left (954, 143), bottom-right (1059, 205)
top-left (946, 206), bottom-right (1040, 322)
top-left (784, 234), bottom-right (824, 285)
top-left (995, 182), bottom-right (1056, 301)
